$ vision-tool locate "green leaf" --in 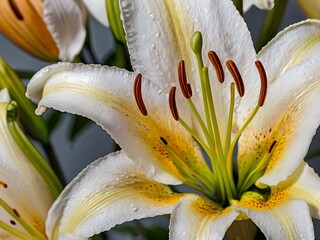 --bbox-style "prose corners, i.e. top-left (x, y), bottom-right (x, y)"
top-left (255, 0), bottom-right (288, 51)
top-left (69, 115), bottom-right (92, 141)
top-left (104, 41), bottom-right (131, 70)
